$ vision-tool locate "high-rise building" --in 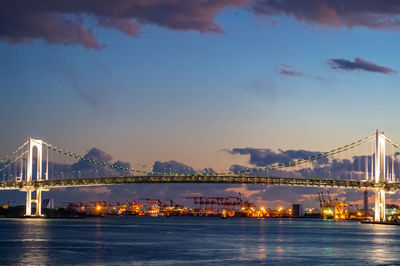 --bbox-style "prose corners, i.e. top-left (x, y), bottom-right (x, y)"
top-left (292, 204), bottom-right (304, 217)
